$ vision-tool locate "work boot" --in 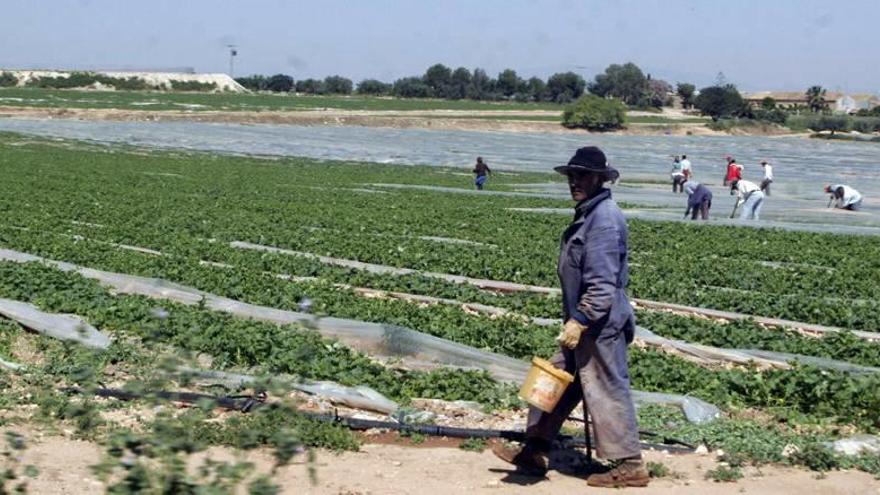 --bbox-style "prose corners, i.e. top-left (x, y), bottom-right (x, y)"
top-left (491, 440), bottom-right (549, 476)
top-left (587, 458), bottom-right (650, 488)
